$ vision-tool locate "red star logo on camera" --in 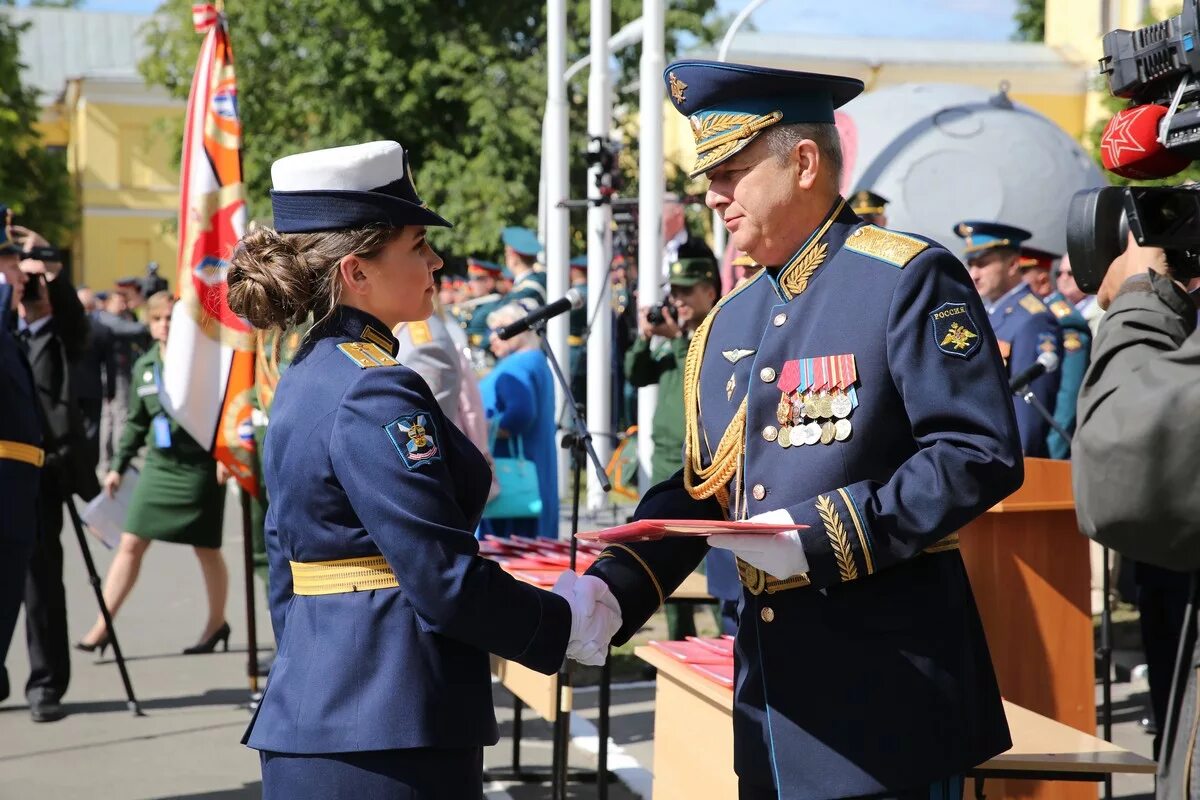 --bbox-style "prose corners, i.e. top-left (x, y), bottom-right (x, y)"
top-left (1101, 105), bottom-right (1151, 167)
